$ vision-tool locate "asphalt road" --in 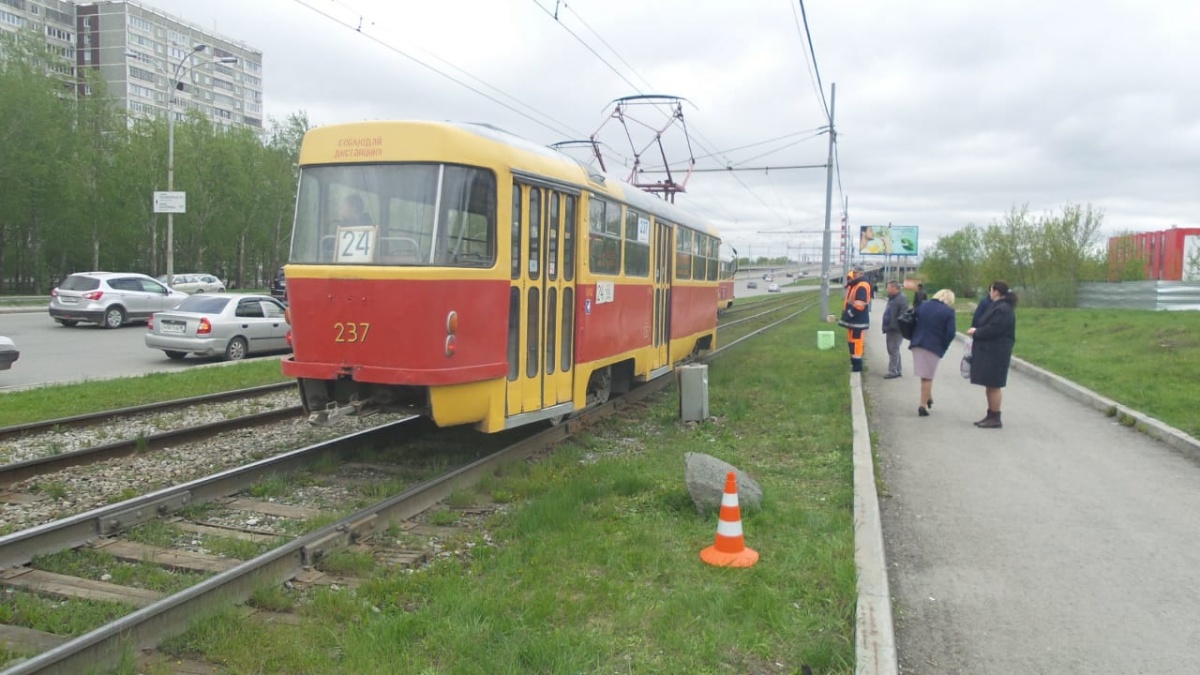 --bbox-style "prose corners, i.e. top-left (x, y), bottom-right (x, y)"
top-left (0, 309), bottom-right (244, 392)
